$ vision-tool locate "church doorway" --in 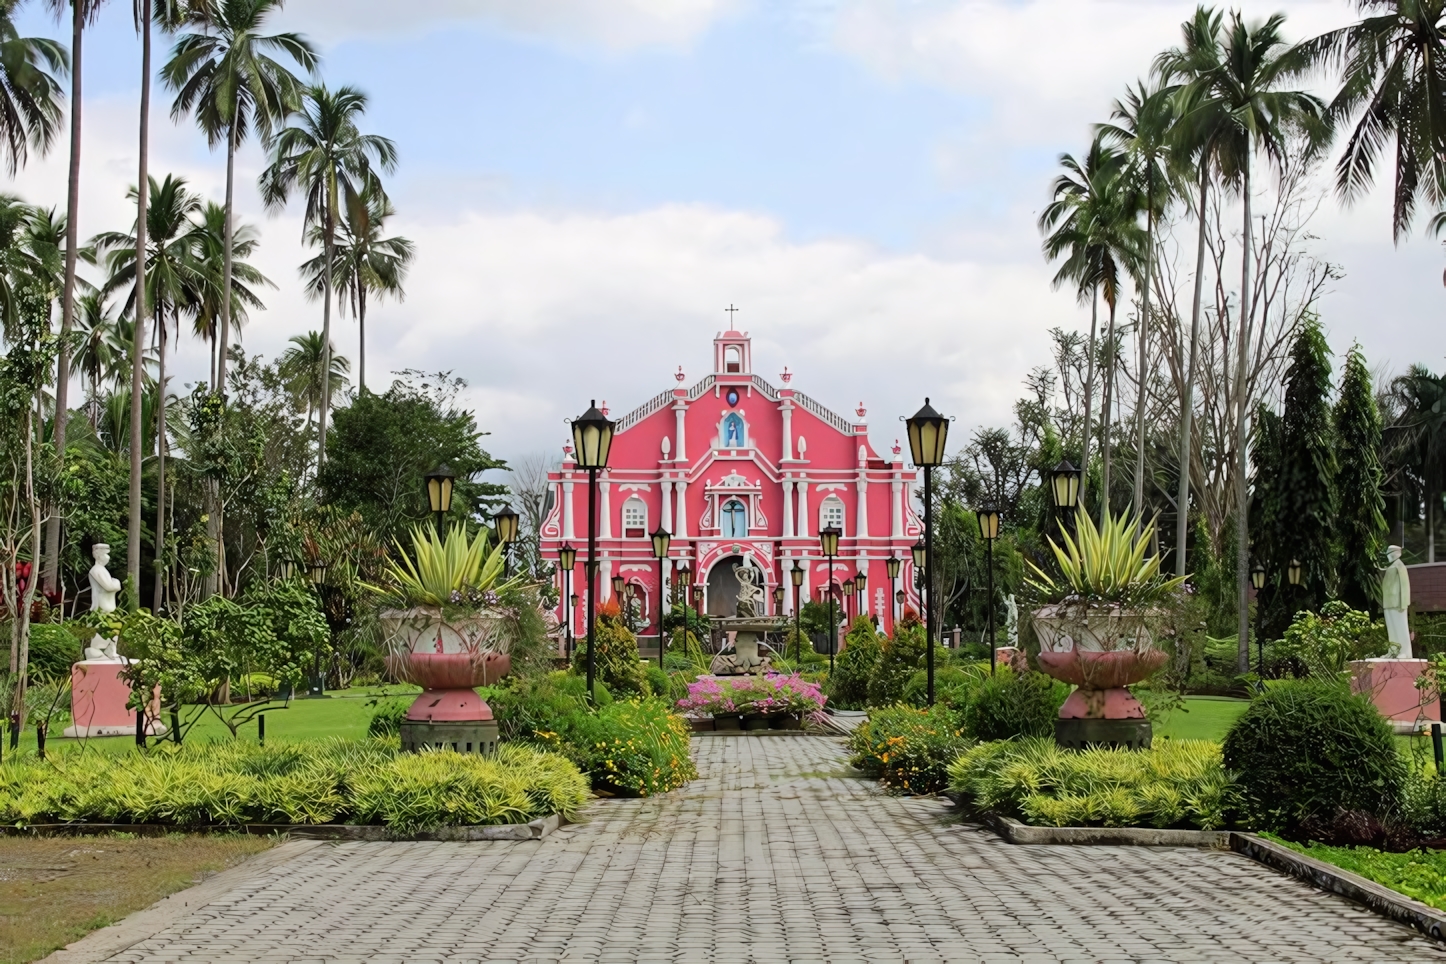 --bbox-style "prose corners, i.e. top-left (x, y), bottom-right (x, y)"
top-left (706, 556), bottom-right (763, 617)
